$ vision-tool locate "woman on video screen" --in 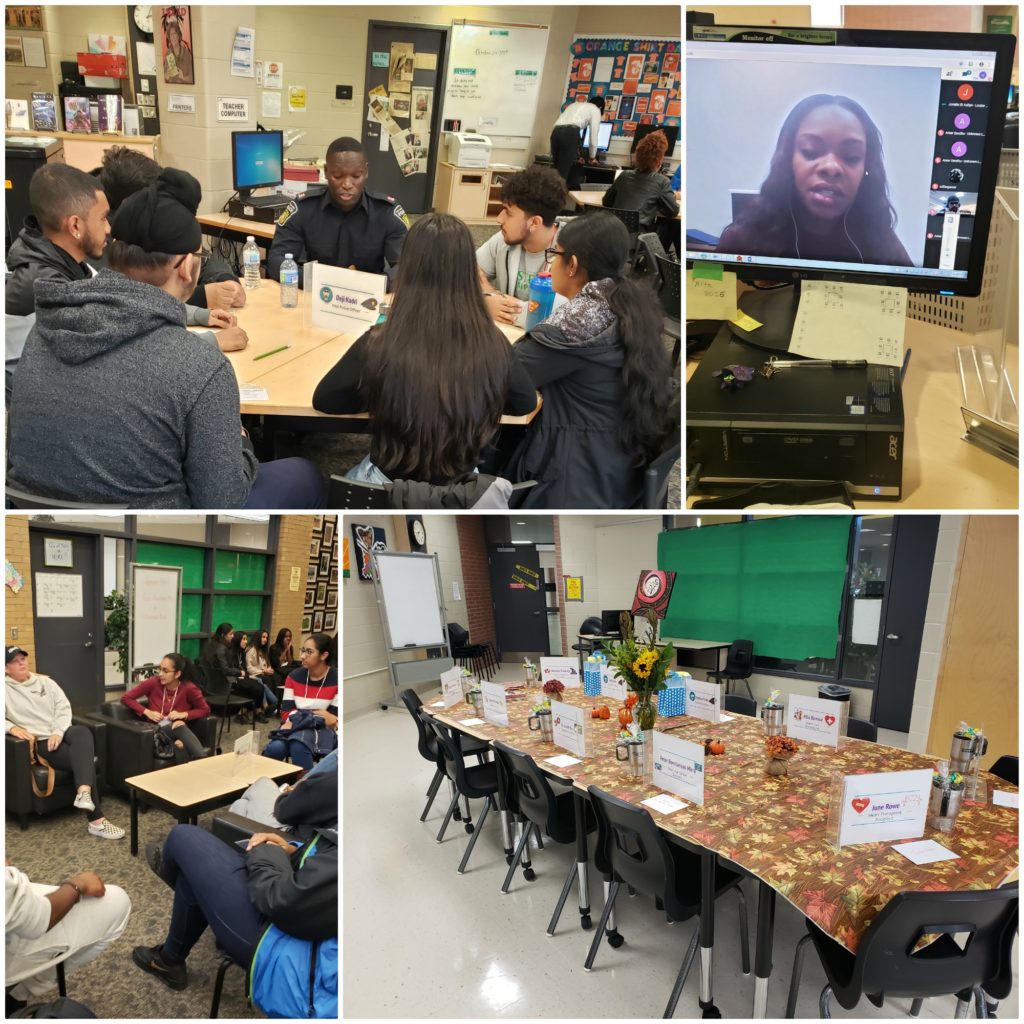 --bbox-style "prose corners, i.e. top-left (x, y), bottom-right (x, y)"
top-left (717, 94), bottom-right (913, 267)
